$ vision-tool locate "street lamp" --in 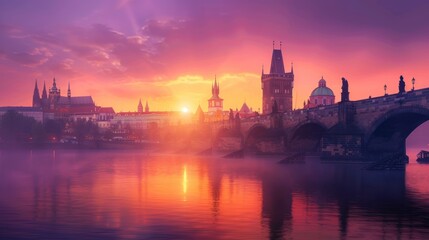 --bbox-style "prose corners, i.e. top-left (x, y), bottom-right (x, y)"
top-left (384, 84), bottom-right (387, 96)
top-left (412, 77), bottom-right (415, 91)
